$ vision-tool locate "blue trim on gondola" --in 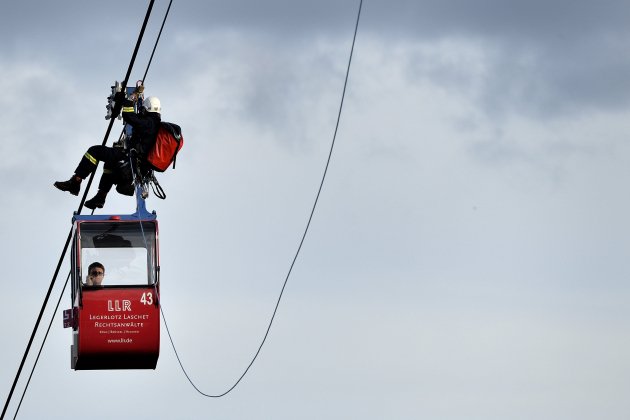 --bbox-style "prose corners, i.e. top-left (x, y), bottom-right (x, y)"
top-left (73, 185), bottom-right (156, 222)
